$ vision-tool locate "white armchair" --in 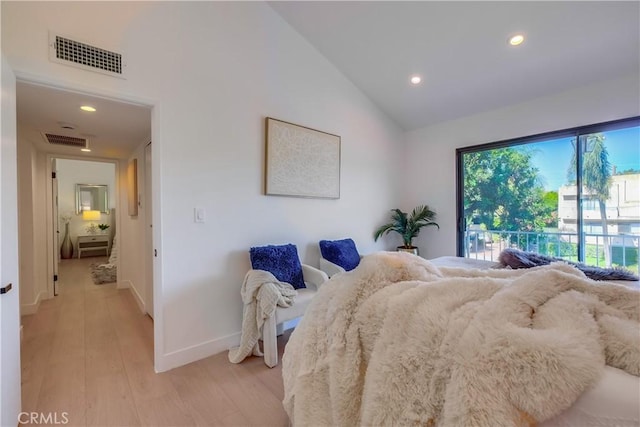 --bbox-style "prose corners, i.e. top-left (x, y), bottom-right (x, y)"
top-left (262, 264), bottom-right (328, 367)
top-left (319, 257), bottom-right (347, 277)
top-left (234, 243), bottom-right (330, 368)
